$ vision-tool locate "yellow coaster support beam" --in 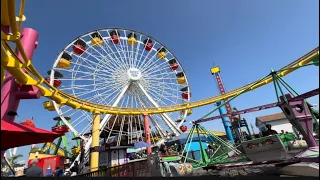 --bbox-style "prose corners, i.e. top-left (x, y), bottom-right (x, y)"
top-left (1, 65), bottom-right (5, 86)
top-left (90, 111), bottom-right (100, 172)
